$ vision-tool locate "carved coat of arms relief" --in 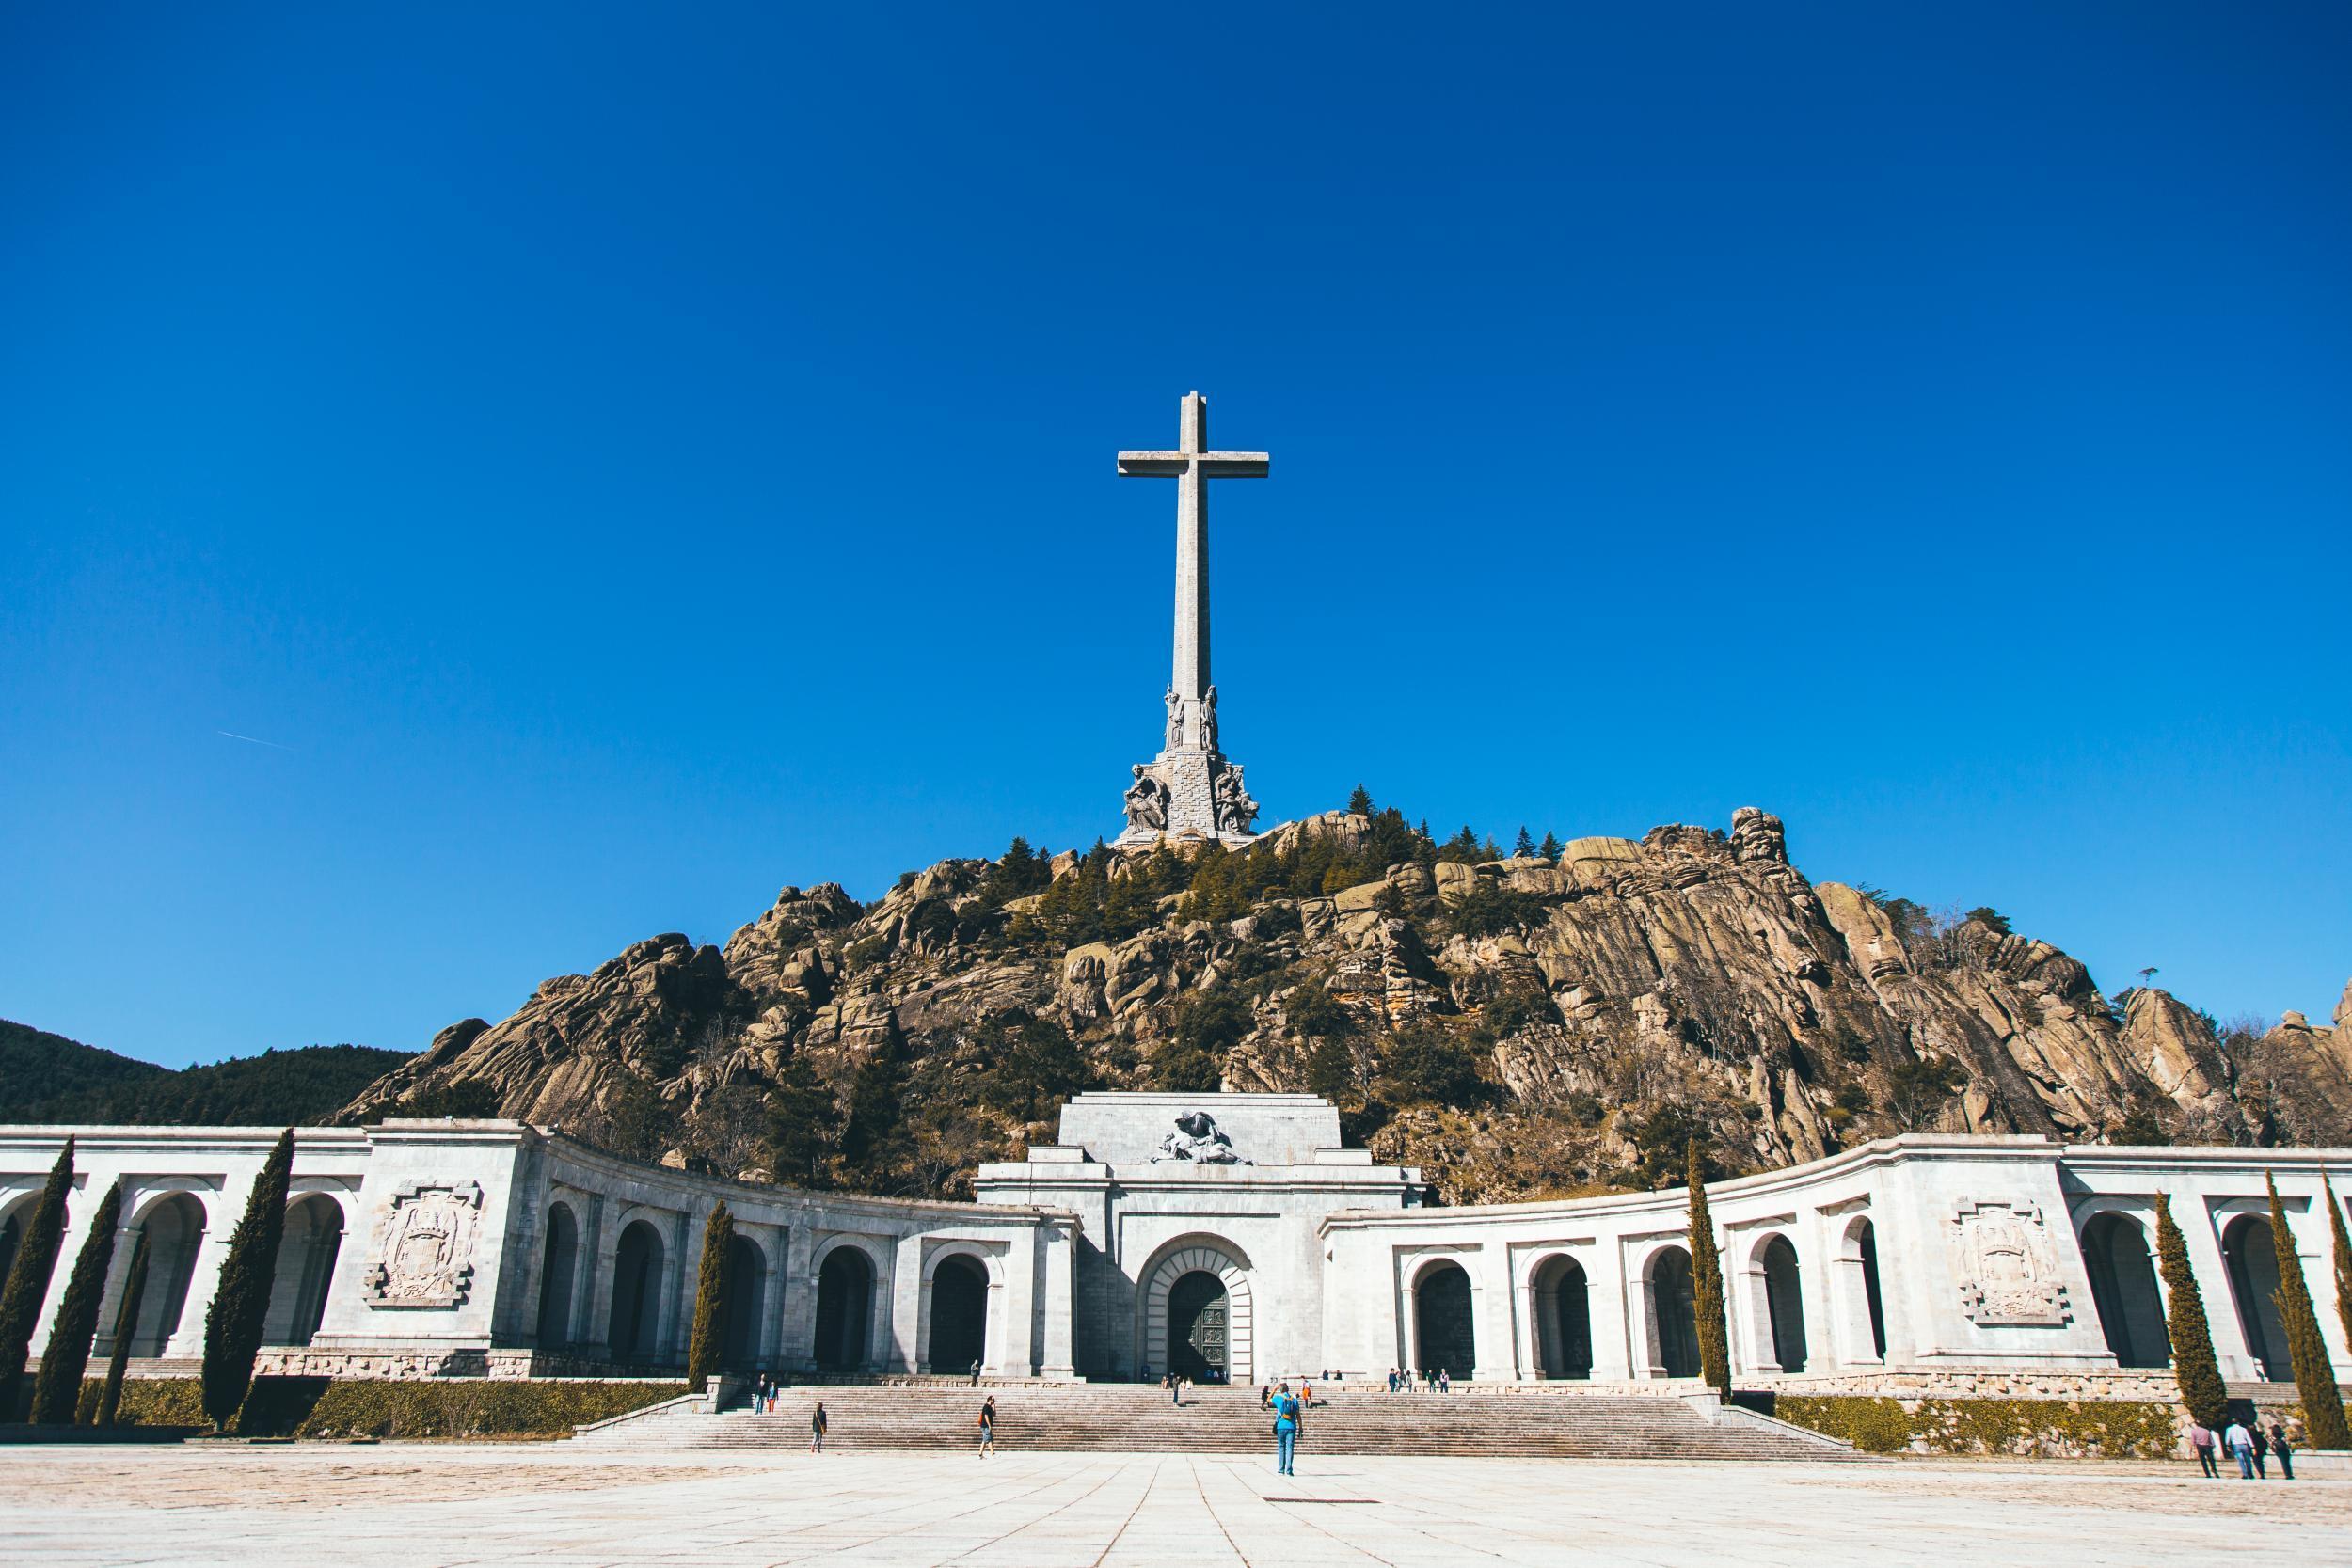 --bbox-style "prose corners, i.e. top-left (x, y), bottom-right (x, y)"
top-left (364, 1180), bottom-right (484, 1308)
top-left (1948, 1197), bottom-right (2068, 1325)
